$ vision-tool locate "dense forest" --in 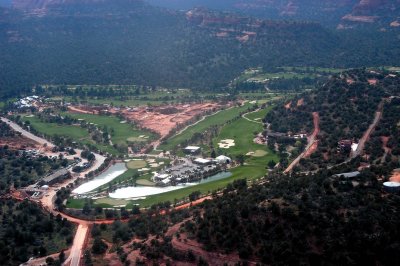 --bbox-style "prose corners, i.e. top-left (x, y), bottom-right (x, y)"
top-left (95, 170), bottom-right (400, 265)
top-left (147, 0), bottom-right (400, 28)
top-left (0, 199), bottom-right (75, 265)
top-left (1, 1), bottom-right (400, 97)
